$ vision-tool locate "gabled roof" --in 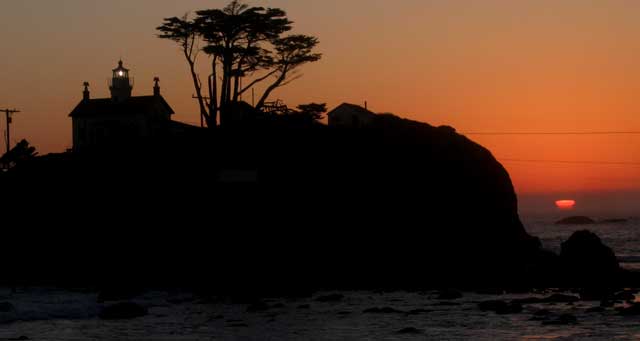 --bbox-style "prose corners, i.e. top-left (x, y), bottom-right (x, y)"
top-left (327, 103), bottom-right (376, 117)
top-left (69, 96), bottom-right (174, 118)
